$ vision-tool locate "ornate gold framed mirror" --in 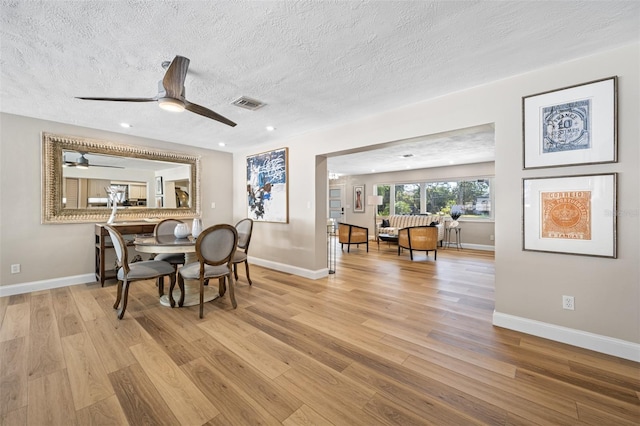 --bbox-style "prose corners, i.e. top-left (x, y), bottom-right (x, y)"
top-left (42, 132), bottom-right (200, 224)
